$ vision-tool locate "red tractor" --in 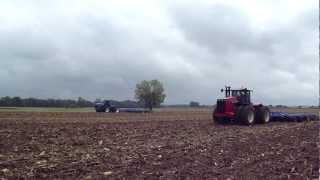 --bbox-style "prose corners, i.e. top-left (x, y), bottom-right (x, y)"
top-left (213, 86), bottom-right (270, 125)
